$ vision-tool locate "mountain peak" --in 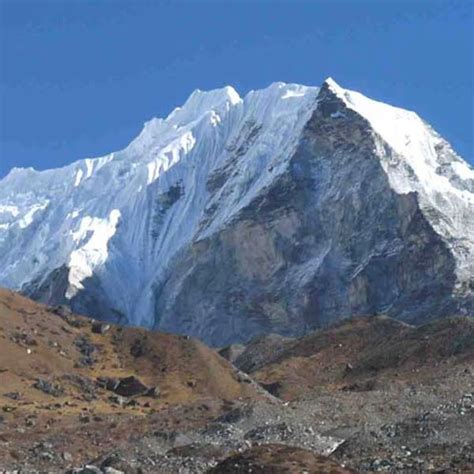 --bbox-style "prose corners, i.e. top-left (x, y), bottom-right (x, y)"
top-left (322, 76), bottom-right (342, 91)
top-left (187, 85), bottom-right (242, 106)
top-left (1, 79), bottom-right (472, 345)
